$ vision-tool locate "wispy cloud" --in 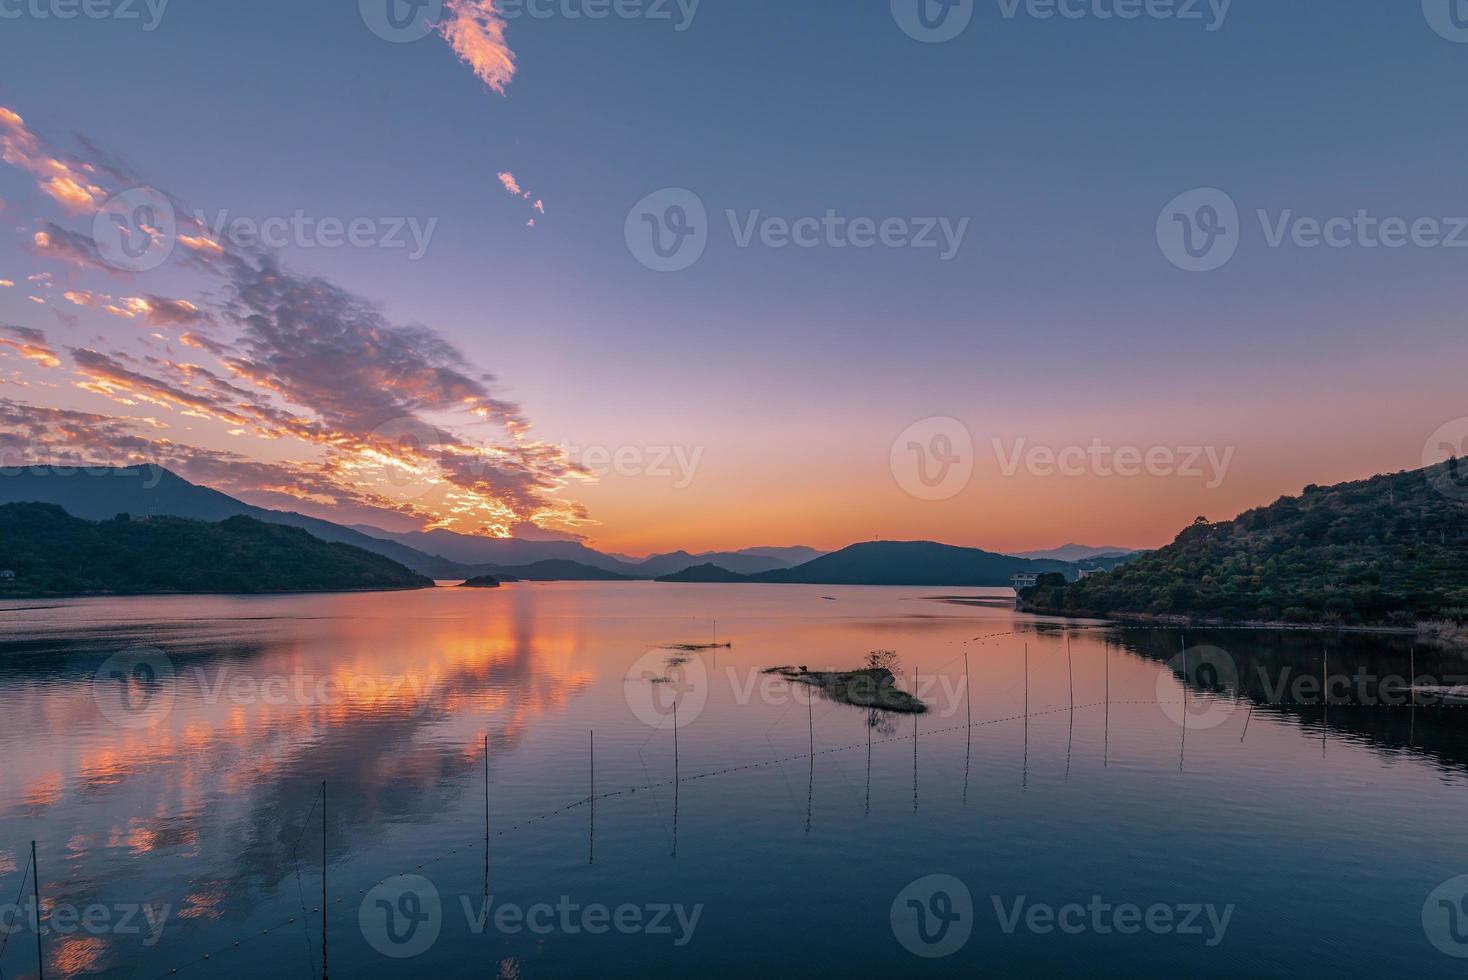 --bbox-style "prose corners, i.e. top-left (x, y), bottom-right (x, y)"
top-left (0, 107), bottom-right (105, 215)
top-left (0, 102), bottom-right (588, 539)
top-left (0, 325), bottom-right (61, 369)
top-left (437, 0), bottom-right (517, 95)
top-left (495, 170), bottom-right (546, 225)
